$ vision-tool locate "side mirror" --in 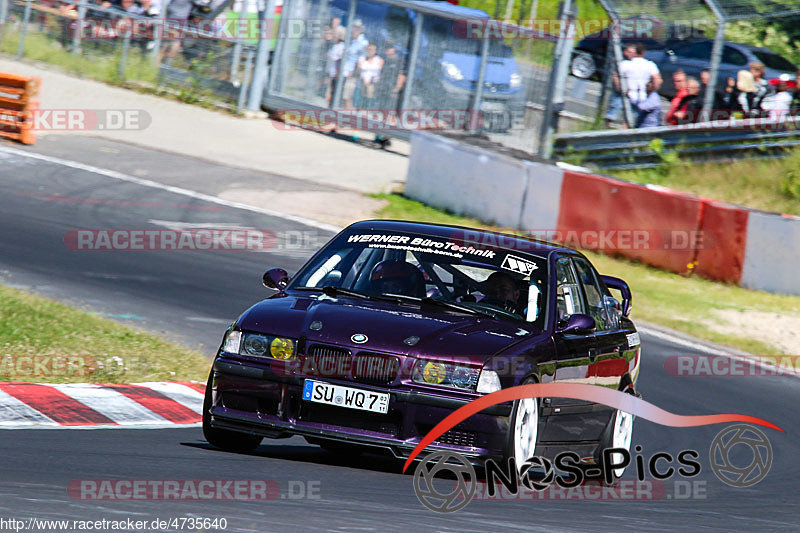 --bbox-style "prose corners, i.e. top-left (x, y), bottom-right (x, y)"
top-left (601, 275), bottom-right (632, 317)
top-left (263, 268), bottom-right (289, 290)
top-left (557, 313), bottom-right (596, 335)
